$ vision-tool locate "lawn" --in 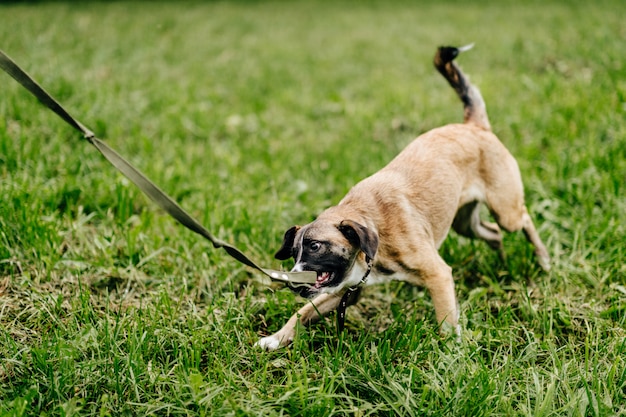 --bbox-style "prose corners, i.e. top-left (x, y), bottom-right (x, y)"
top-left (1, 0), bottom-right (625, 415)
